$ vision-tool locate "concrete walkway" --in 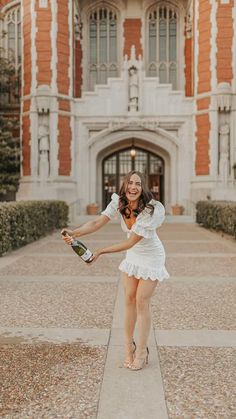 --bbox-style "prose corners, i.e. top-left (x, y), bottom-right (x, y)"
top-left (0, 219), bottom-right (236, 418)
